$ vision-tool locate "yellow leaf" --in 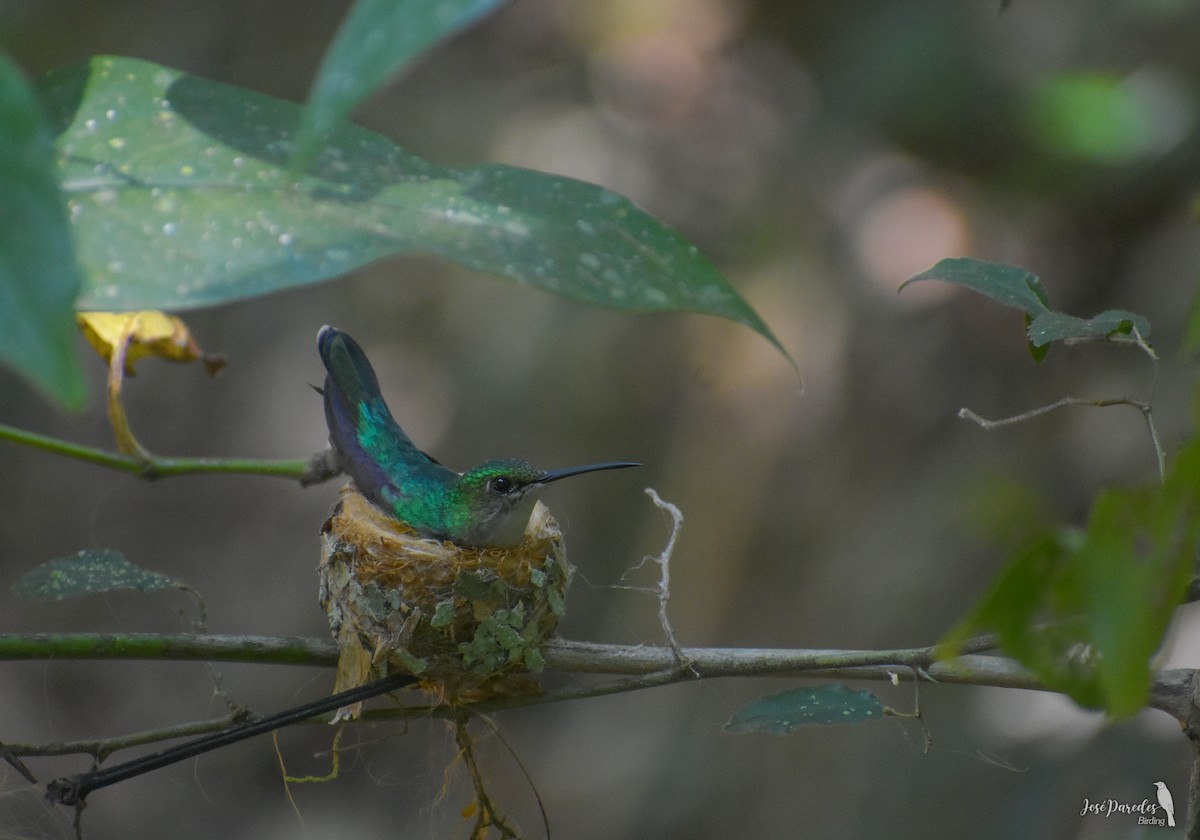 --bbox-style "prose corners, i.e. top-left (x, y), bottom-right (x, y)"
top-left (76, 311), bottom-right (225, 375)
top-left (75, 311), bottom-right (224, 458)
